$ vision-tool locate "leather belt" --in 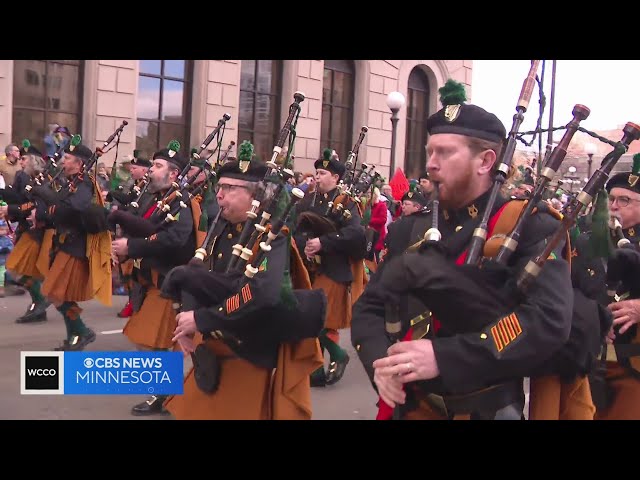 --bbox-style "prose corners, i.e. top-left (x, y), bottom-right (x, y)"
top-left (614, 343), bottom-right (640, 359)
top-left (416, 381), bottom-right (523, 418)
